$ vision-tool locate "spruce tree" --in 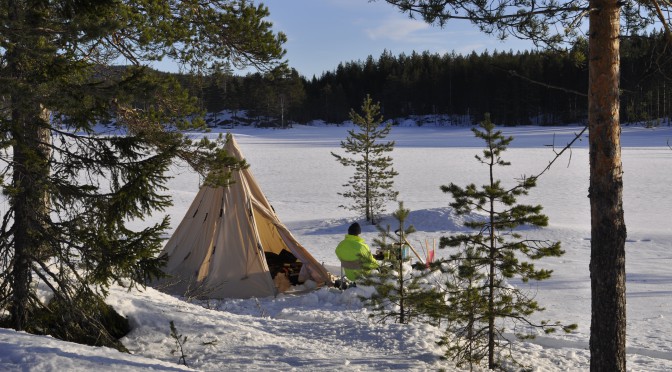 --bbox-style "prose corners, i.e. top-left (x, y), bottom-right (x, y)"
top-left (0, 0), bottom-right (285, 349)
top-left (332, 94), bottom-right (398, 223)
top-left (439, 114), bottom-right (576, 369)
